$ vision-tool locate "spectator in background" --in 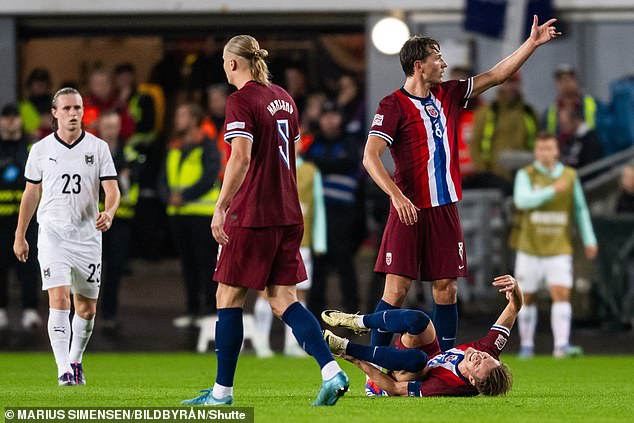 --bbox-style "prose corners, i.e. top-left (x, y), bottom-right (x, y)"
top-left (98, 110), bottom-right (139, 331)
top-left (83, 68), bottom-right (135, 141)
top-left (449, 66), bottom-right (481, 179)
top-left (298, 92), bottom-right (328, 153)
top-left (305, 101), bottom-right (361, 315)
top-left (557, 108), bottom-right (603, 169)
top-left (335, 74), bottom-right (365, 137)
top-left (201, 84), bottom-right (230, 179)
top-left (544, 64), bottom-right (597, 139)
top-left (159, 103), bottom-right (220, 328)
top-left (19, 68), bottom-right (54, 141)
top-left (284, 66), bottom-right (309, 114)
top-left (0, 104), bottom-right (41, 331)
top-left (189, 36), bottom-right (225, 105)
top-left (616, 163), bottom-right (634, 214)
top-left (513, 133), bottom-right (597, 359)
top-left (467, 72), bottom-right (537, 195)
